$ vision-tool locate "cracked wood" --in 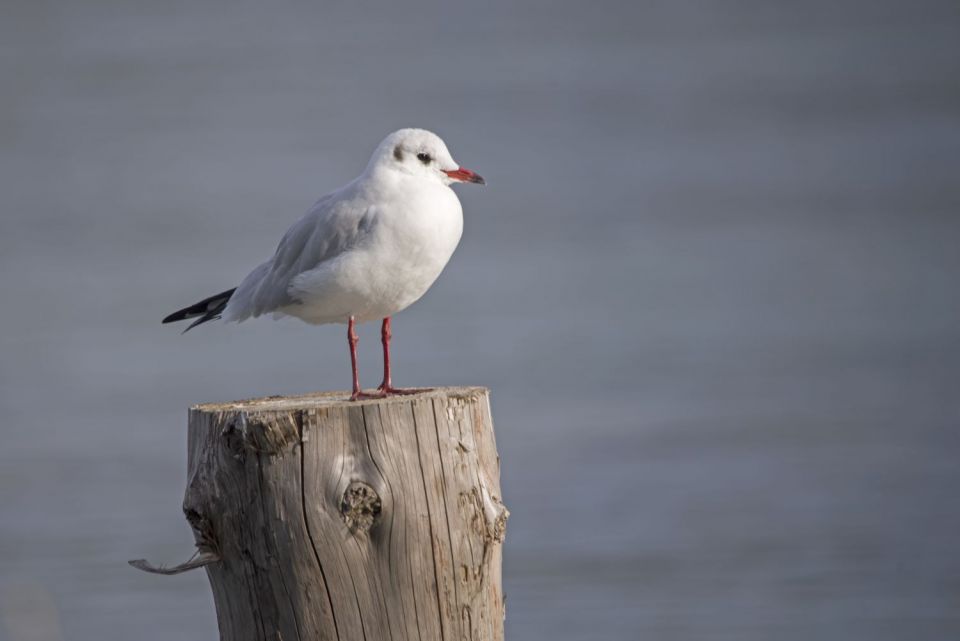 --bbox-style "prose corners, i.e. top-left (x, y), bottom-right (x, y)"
top-left (180, 387), bottom-right (507, 641)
